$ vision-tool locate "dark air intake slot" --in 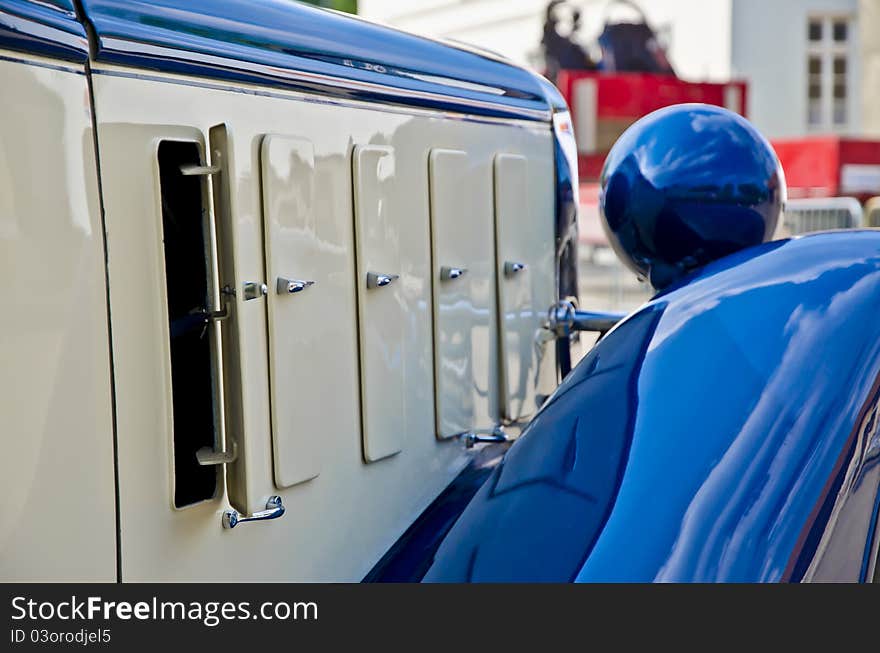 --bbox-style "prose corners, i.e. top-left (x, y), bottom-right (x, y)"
top-left (157, 140), bottom-right (219, 508)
